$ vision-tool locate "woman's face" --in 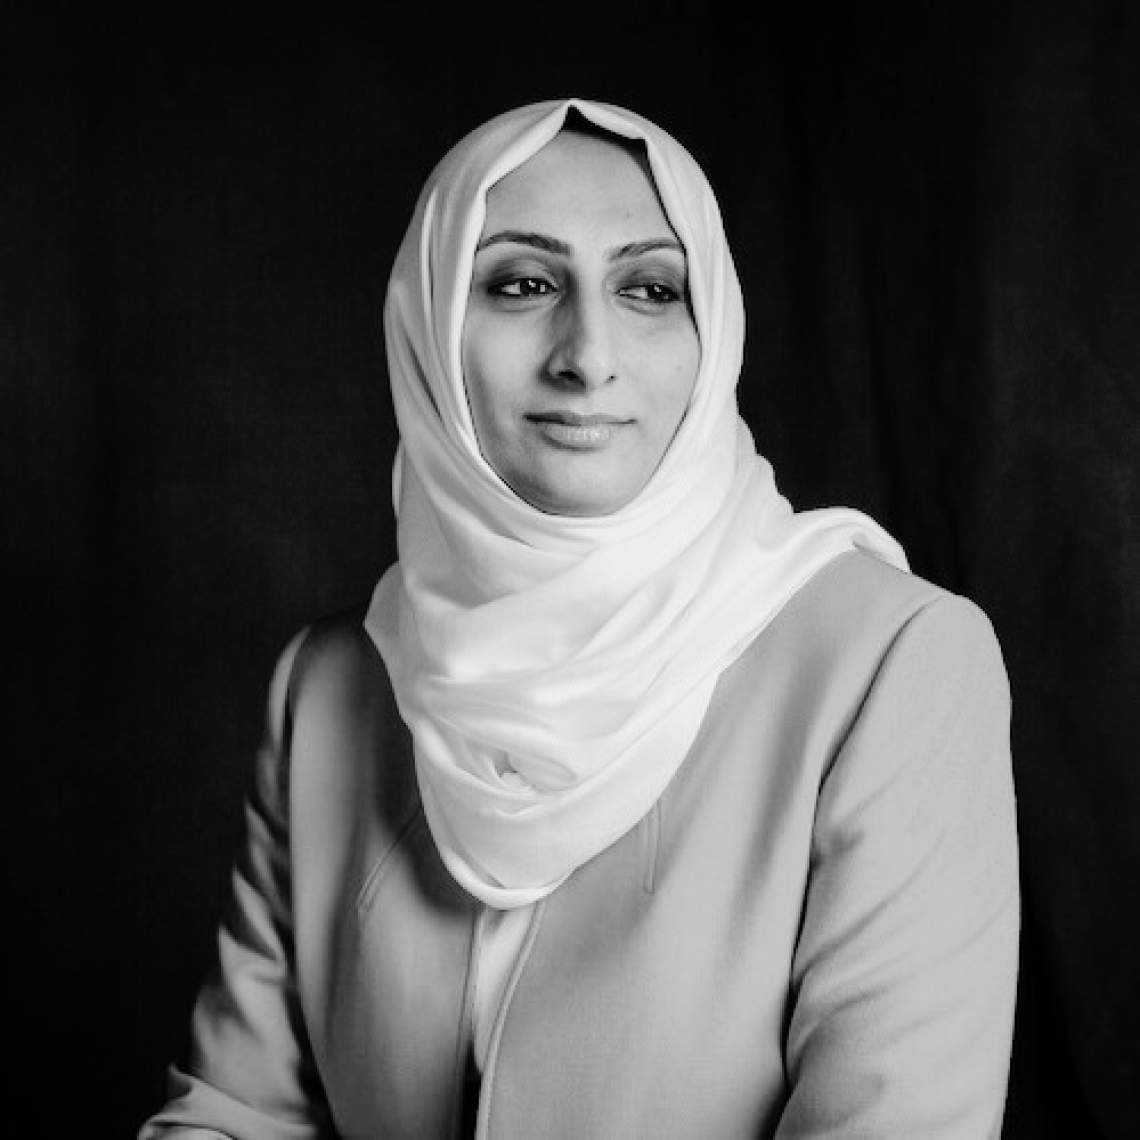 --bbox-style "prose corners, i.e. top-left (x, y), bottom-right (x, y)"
top-left (462, 129), bottom-right (700, 517)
